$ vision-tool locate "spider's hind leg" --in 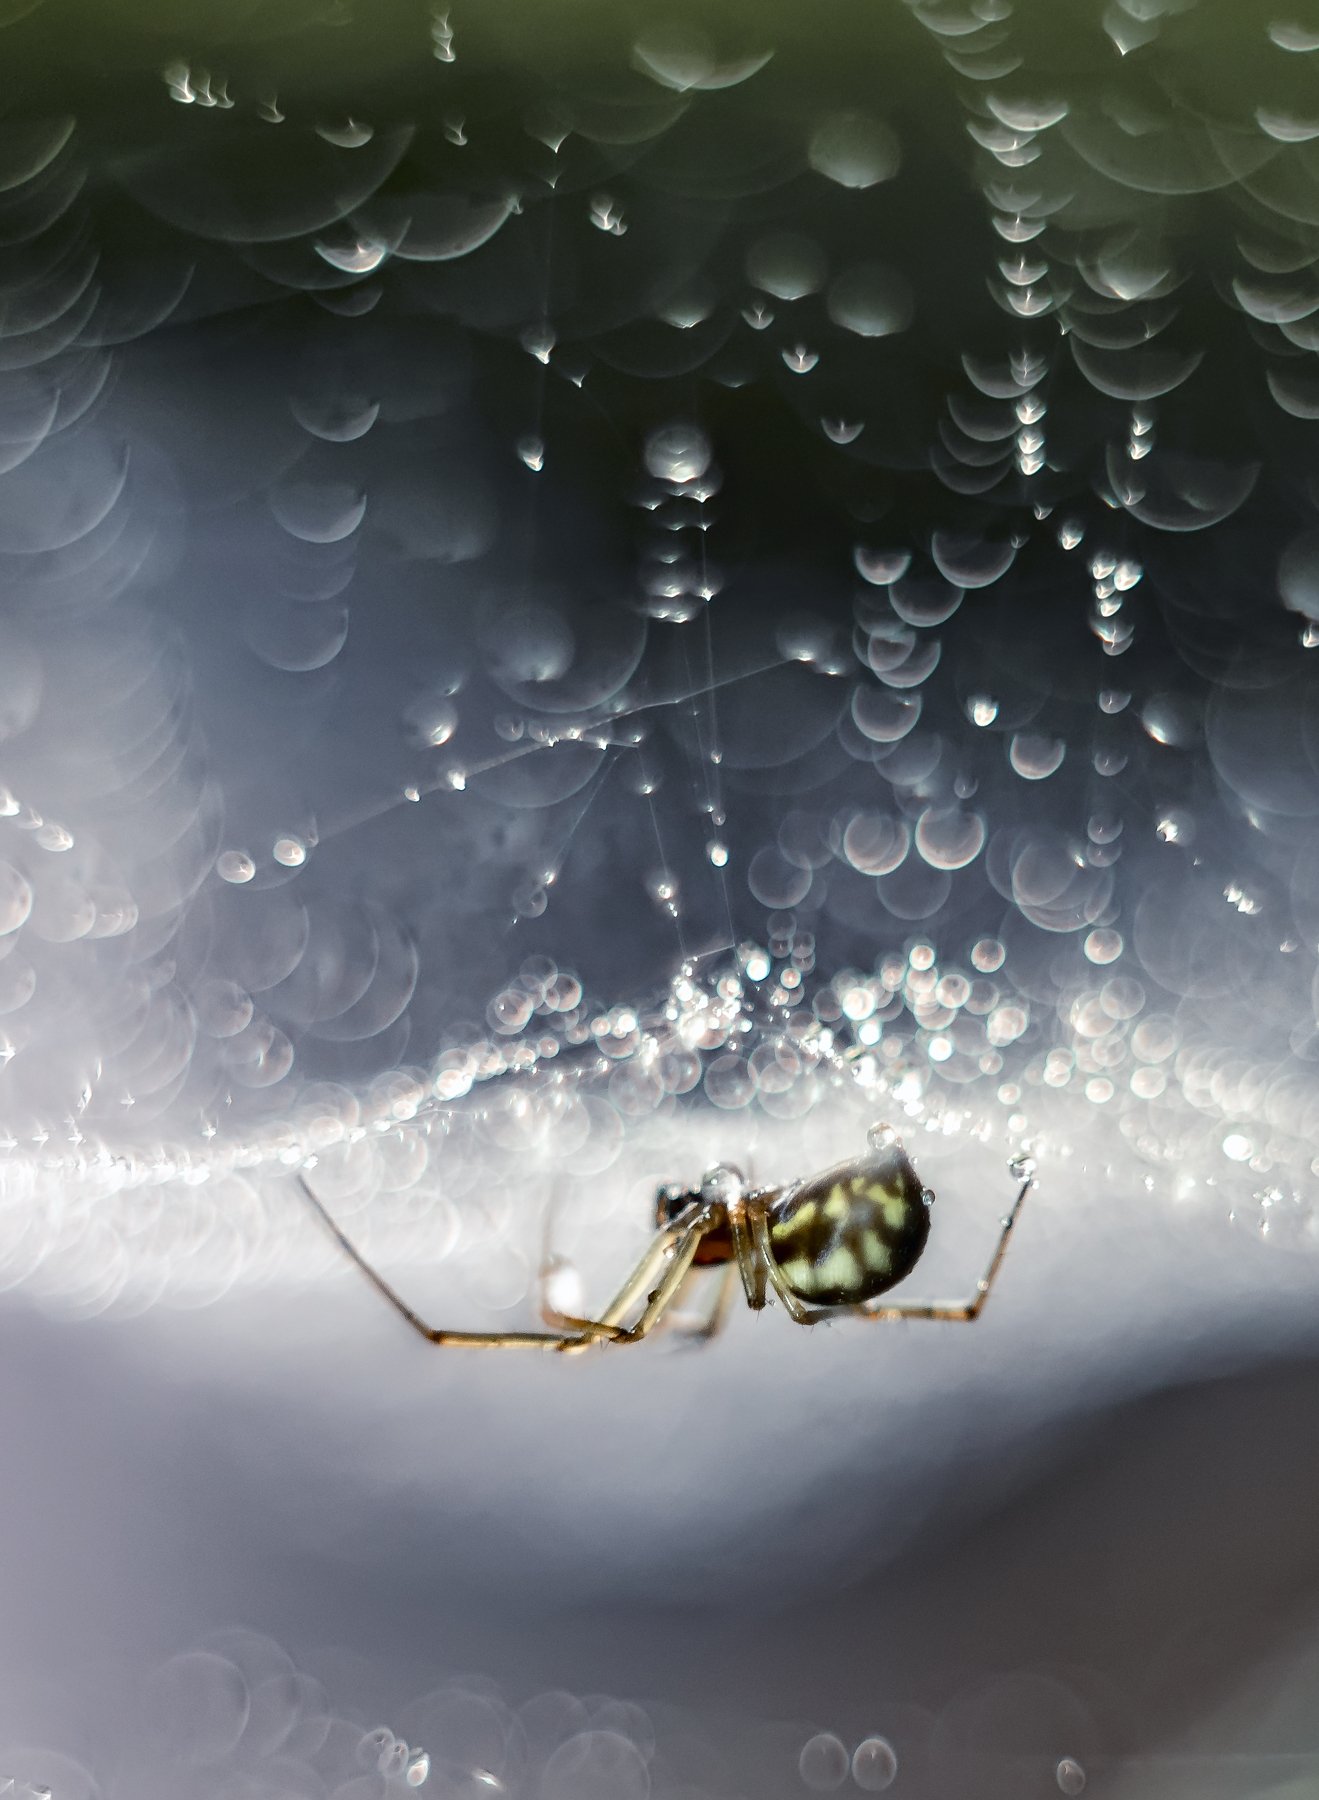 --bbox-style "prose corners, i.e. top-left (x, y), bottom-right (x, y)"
top-left (856, 1171), bottom-right (1034, 1323)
